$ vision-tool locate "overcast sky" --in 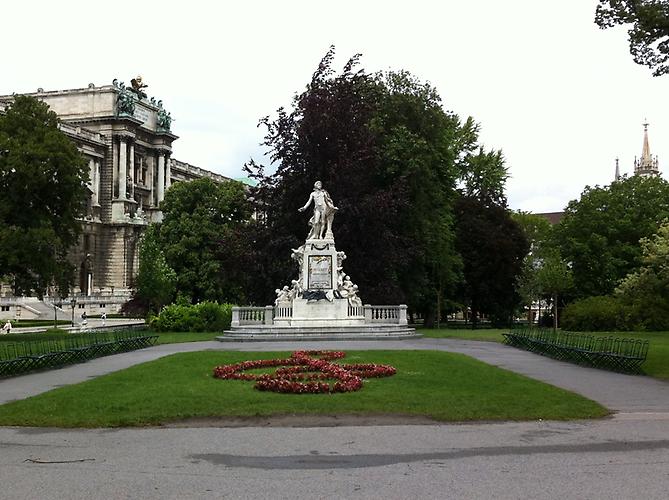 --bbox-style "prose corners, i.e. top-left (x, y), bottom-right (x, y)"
top-left (3, 0), bottom-right (667, 213)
